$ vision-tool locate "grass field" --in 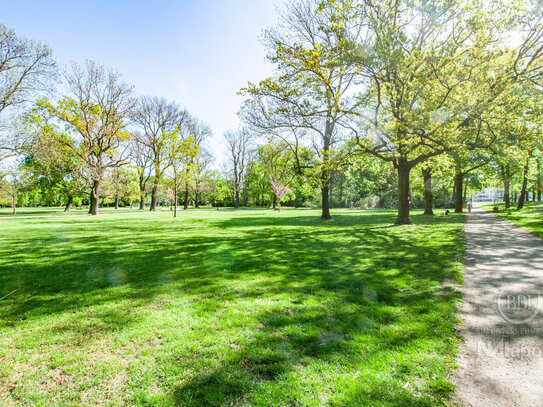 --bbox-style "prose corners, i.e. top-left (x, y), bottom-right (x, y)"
top-left (483, 201), bottom-right (543, 239)
top-left (0, 205), bottom-right (216, 217)
top-left (0, 209), bottom-right (465, 406)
